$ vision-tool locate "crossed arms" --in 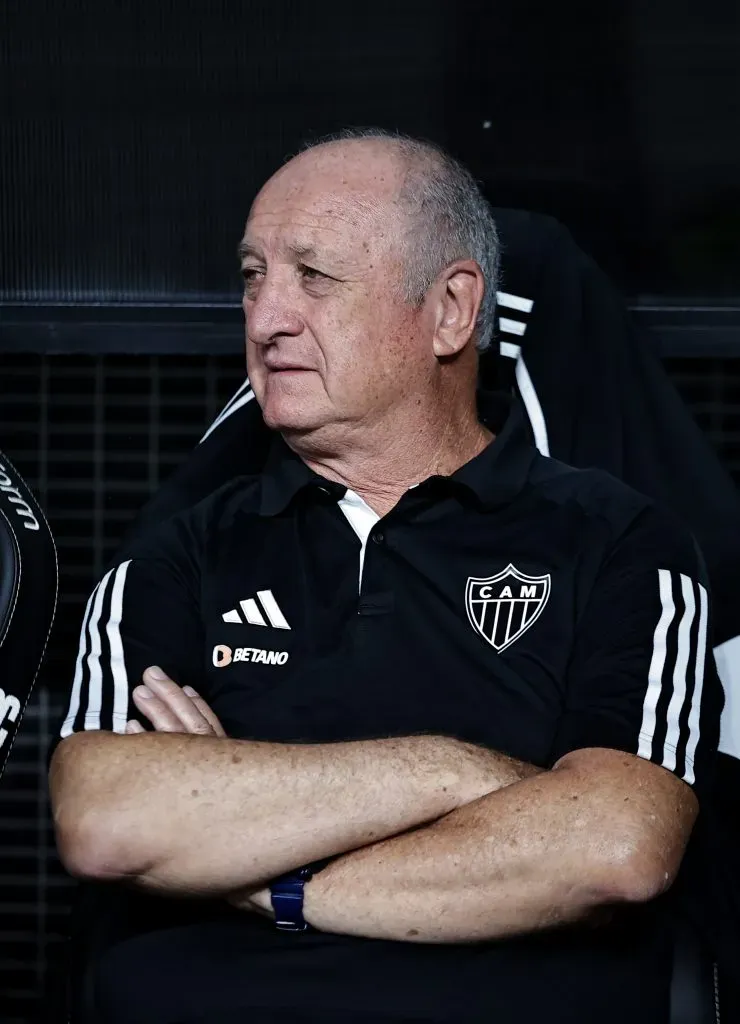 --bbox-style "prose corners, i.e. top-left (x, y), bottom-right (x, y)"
top-left (50, 668), bottom-right (698, 944)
